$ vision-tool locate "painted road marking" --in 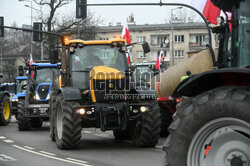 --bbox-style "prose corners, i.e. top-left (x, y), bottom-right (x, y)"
top-left (66, 158), bottom-right (89, 164)
top-left (82, 131), bottom-right (92, 134)
top-left (93, 134), bottom-right (110, 138)
top-left (39, 151), bottom-right (56, 156)
top-left (0, 136), bottom-right (6, 139)
top-left (23, 146), bottom-right (35, 150)
top-left (3, 140), bottom-right (14, 143)
top-left (0, 154), bottom-right (17, 161)
top-left (12, 145), bottom-right (92, 166)
top-left (155, 145), bottom-right (164, 149)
